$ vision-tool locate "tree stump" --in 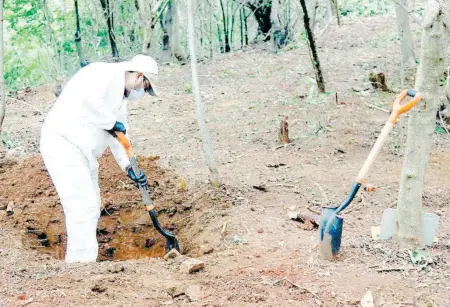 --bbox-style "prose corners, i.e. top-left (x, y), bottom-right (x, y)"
top-left (279, 116), bottom-right (291, 144)
top-left (368, 72), bottom-right (389, 92)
